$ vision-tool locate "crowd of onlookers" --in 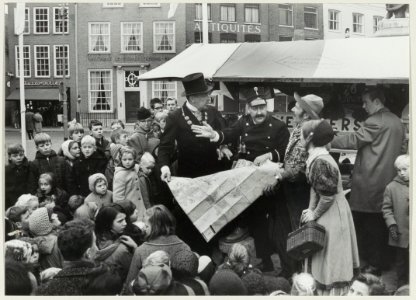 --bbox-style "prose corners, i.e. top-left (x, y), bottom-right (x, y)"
top-left (4, 96), bottom-right (410, 296)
